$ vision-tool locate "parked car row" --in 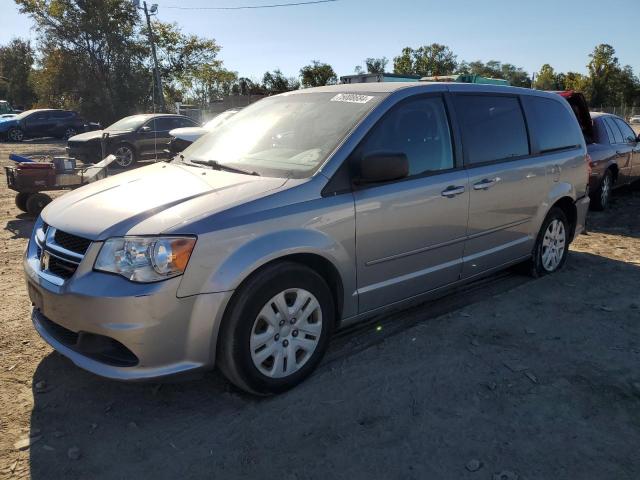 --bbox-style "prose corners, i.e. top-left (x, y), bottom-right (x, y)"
top-left (0, 109), bottom-right (100, 142)
top-left (26, 82), bottom-right (593, 395)
top-left (67, 113), bottom-right (199, 168)
top-left (557, 92), bottom-right (640, 210)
